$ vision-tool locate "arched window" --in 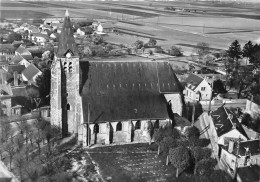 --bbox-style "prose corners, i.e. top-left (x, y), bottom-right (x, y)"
top-left (94, 124), bottom-right (99, 133)
top-left (68, 62), bottom-right (72, 73)
top-left (135, 120), bottom-right (141, 130)
top-left (63, 62), bottom-right (67, 72)
top-left (116, 122), bottom-right (122, 131)
top-left (67, 103), bottom-right (70, 110)
top-left (154, 120), bottom-right (159, 129)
